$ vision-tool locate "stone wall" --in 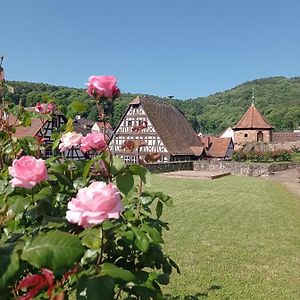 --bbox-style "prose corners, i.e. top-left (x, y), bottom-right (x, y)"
top-left (193, 160), bottom-right (300, 177)
top-left (146, 161), bottom-right (193, 173)
top-left (146, 160), bottom-right (300, 177)
top-left (269, 141), bottom-right (300, 151)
